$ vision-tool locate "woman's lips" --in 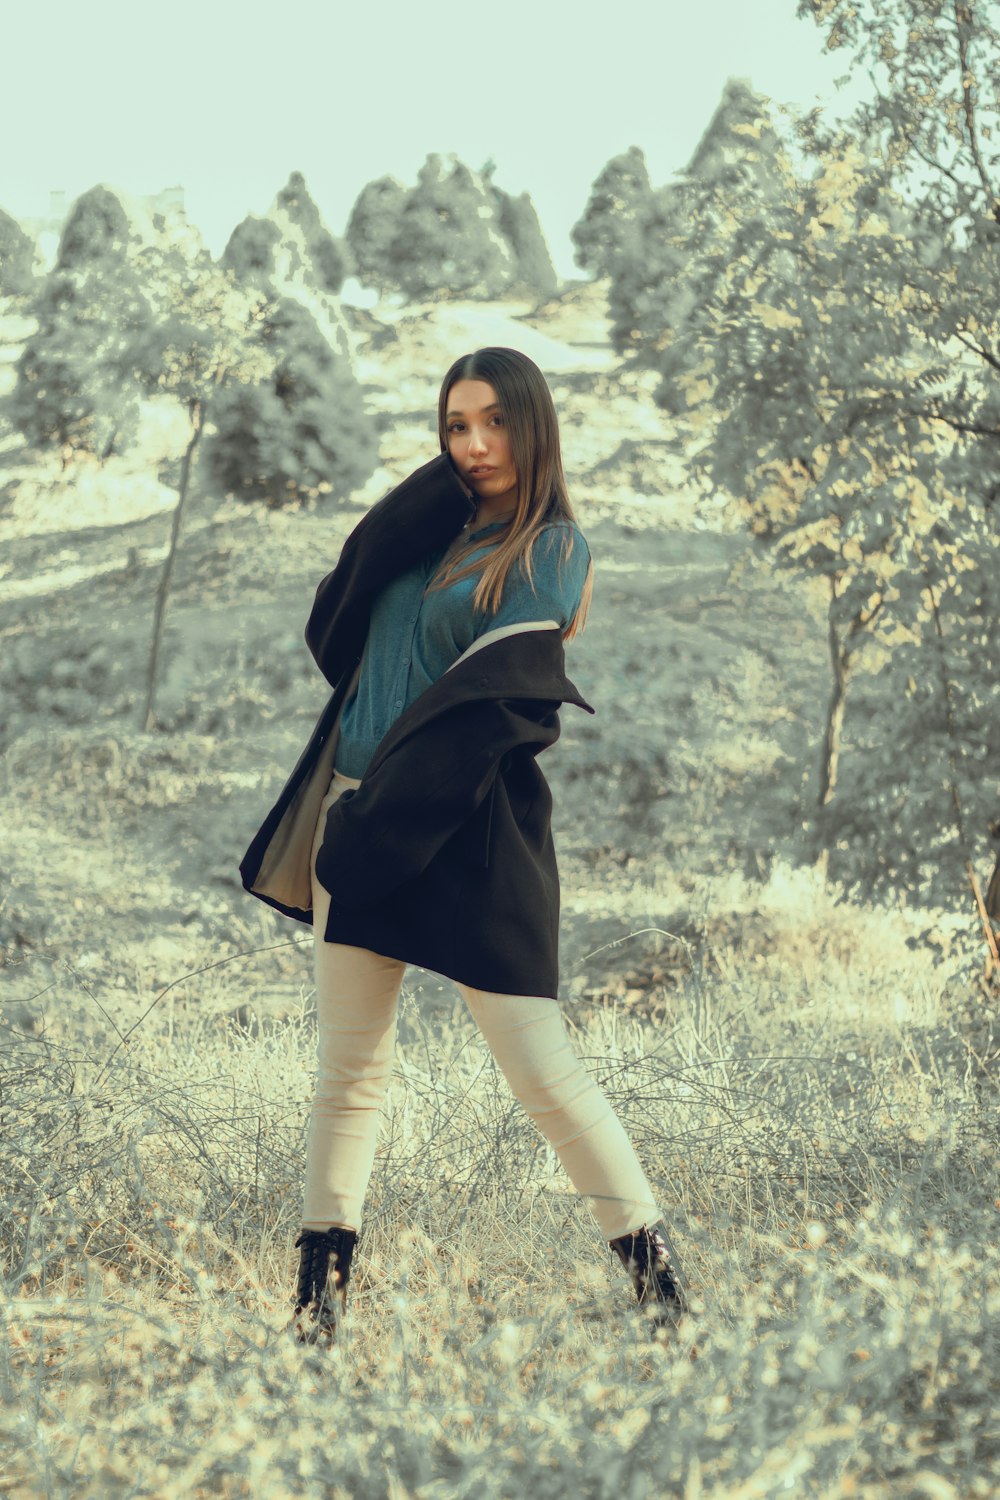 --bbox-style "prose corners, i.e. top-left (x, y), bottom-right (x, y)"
top-left (470, 467), bottom-right (494, 476)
